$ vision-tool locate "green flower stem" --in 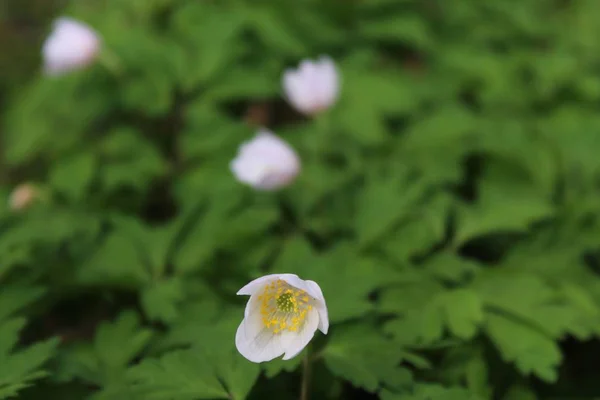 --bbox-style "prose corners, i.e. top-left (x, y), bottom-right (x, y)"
top-left (313, 112), bottom-right (332, 153)
top-left (300, 350), bottom-right (312, 400)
